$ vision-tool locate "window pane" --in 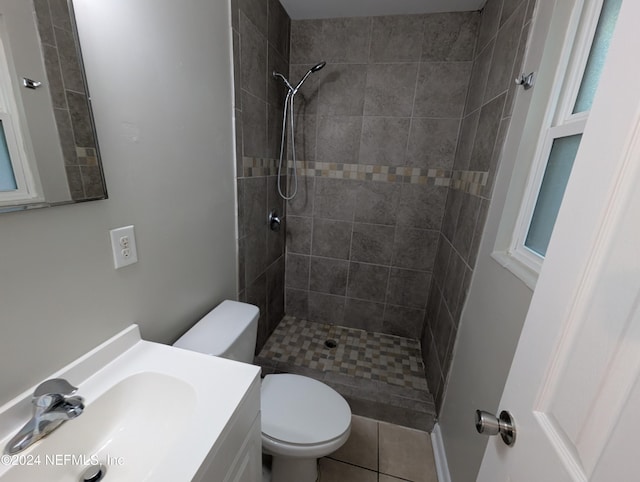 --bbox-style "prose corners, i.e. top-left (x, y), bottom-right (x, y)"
top-left (573, 0), bottom-right (622, 113)
top-left (0, 120), bottom-right (17, 192)
top-left (525, 134), bottom-right (582, 257)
